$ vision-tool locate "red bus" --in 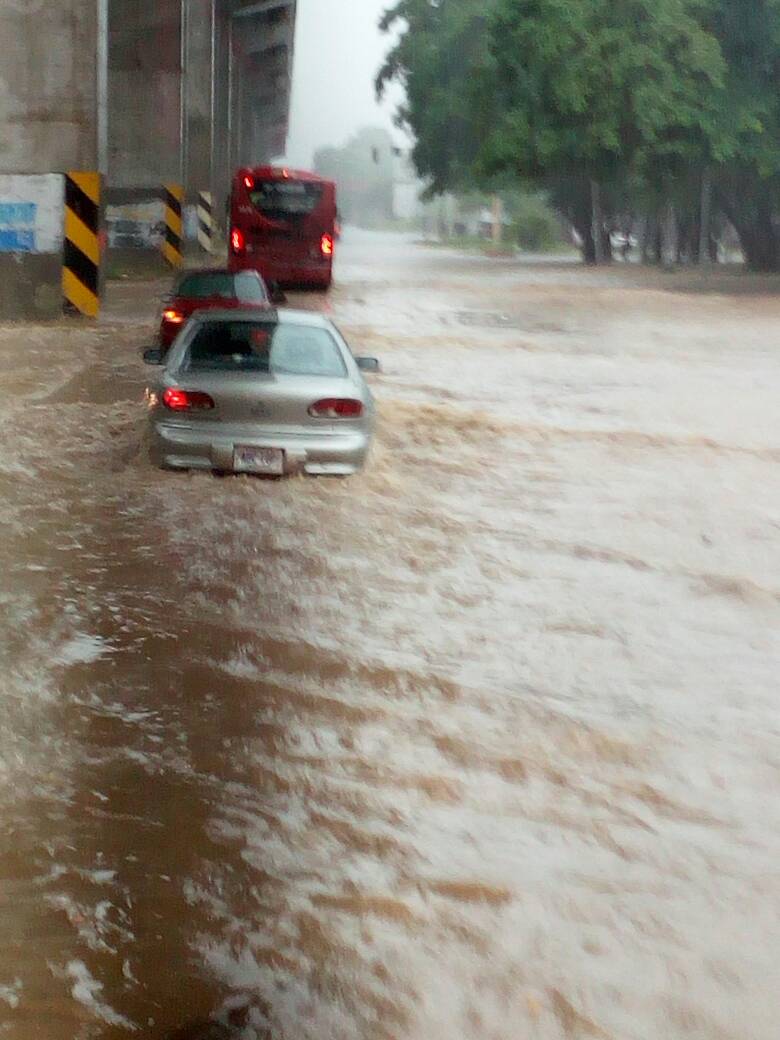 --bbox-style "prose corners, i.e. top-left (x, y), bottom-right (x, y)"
top-left (228, 167), bottom-right (336, 291)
